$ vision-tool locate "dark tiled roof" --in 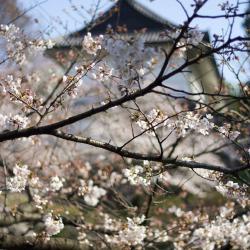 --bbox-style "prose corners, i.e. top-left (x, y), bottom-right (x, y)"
top-left (68, 0), bottom-right (174, 38)
top-left (55, 31), bottom-right (172, 48)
